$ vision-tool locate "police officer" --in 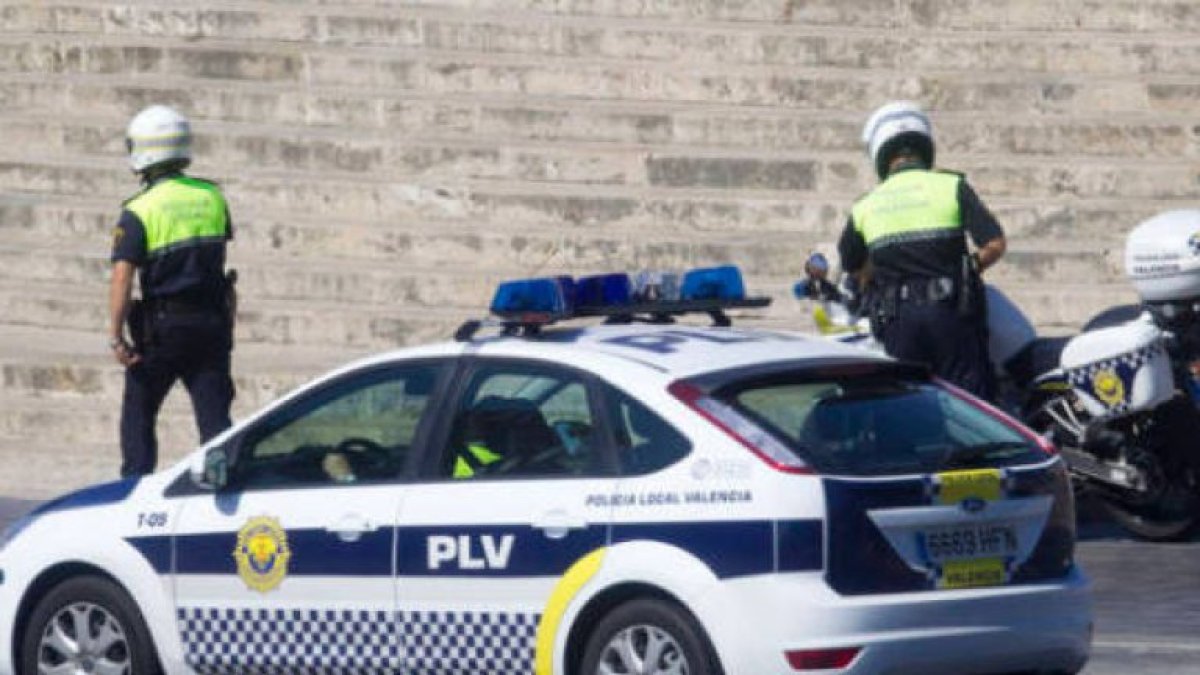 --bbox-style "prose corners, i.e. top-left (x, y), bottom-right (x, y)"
top-left (838, 101), bottom-right (1007, 400)
top-left (108, 105), bottom-right (236, 476)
